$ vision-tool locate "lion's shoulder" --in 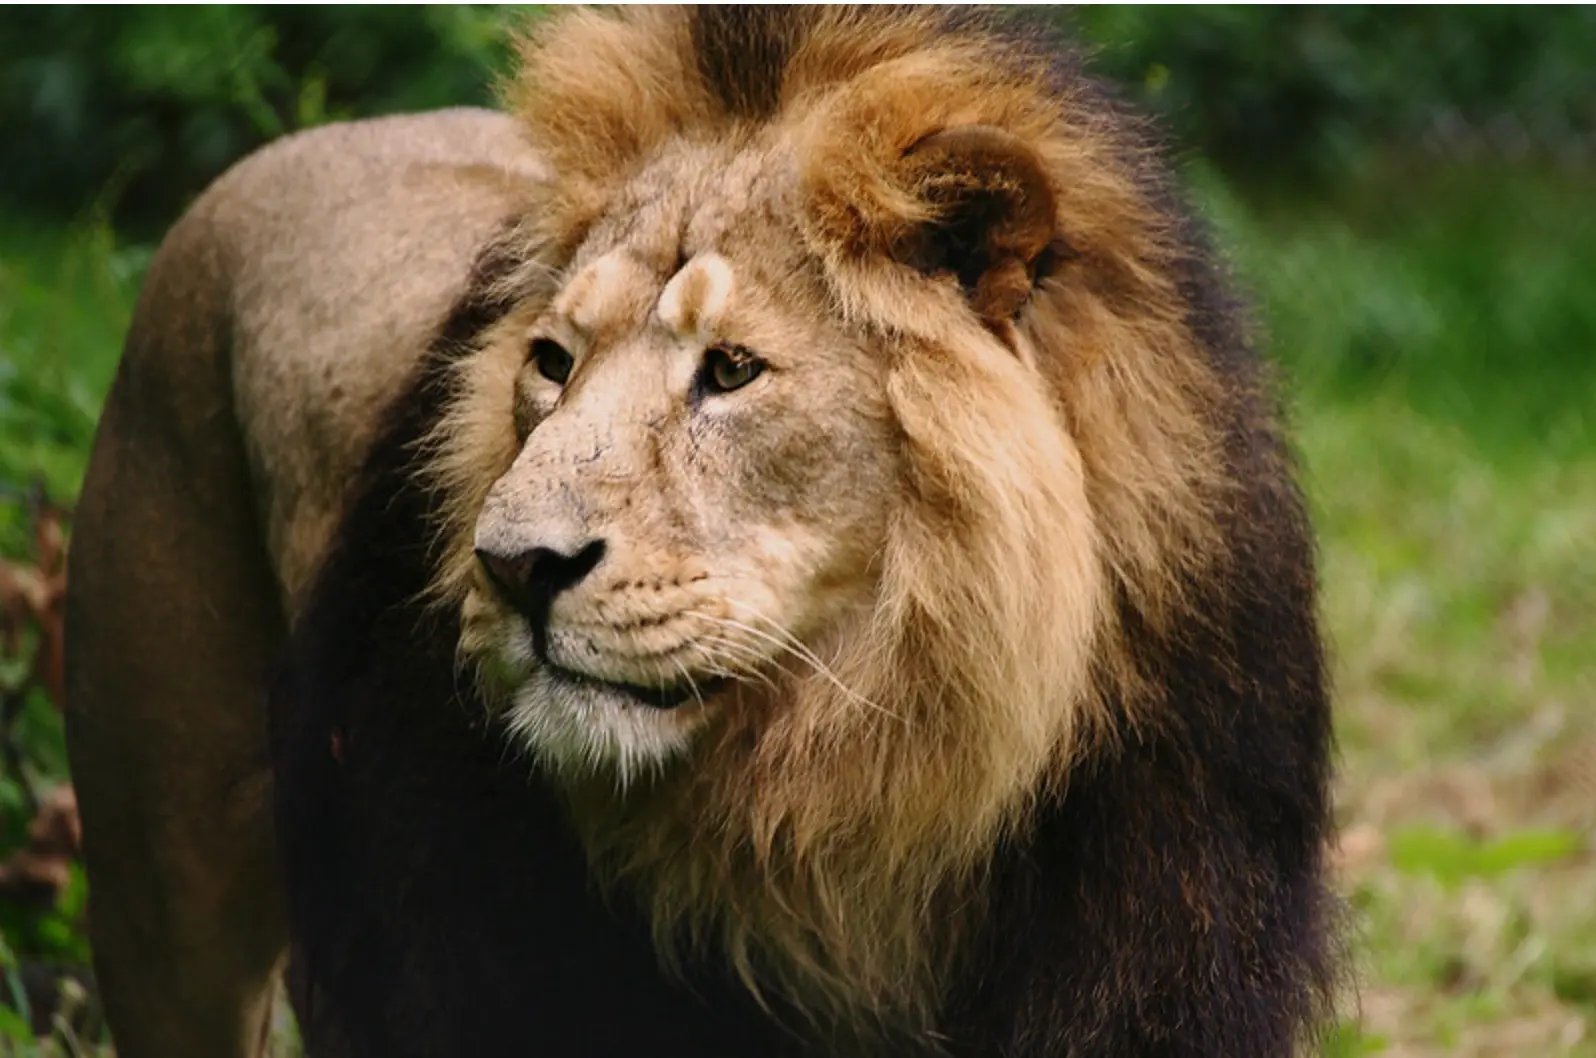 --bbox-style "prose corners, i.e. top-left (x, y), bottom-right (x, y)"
top-left (160, 109), bottom-right (545, 609)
